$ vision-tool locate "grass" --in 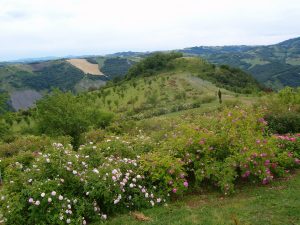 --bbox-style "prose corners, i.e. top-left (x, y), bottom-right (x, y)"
top-left (103, 171), bottom-right (300, 225)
